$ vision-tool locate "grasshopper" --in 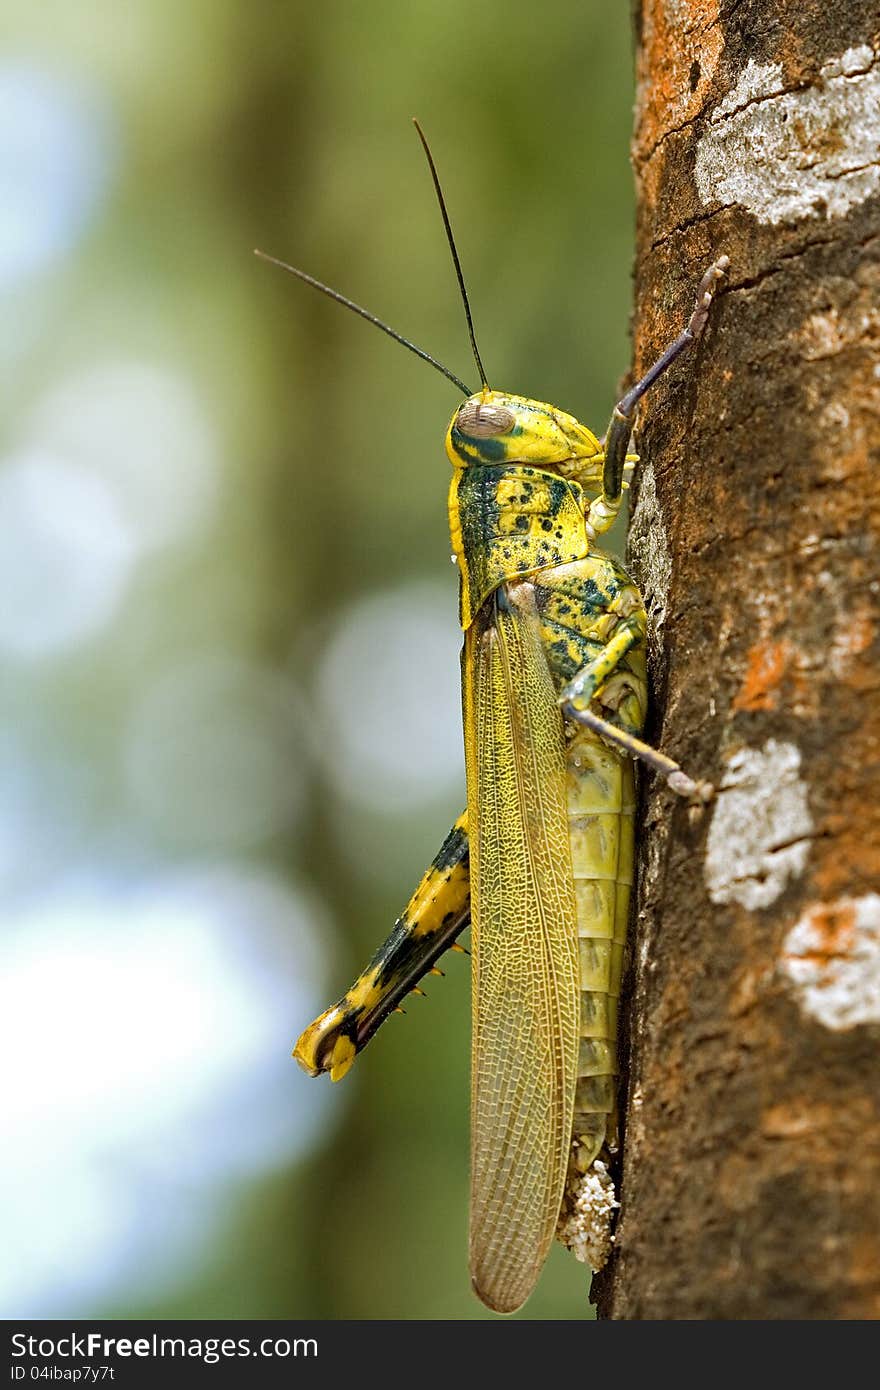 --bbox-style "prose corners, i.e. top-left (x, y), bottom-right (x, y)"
top-left (263, 124), bottom-right (727, 1314)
